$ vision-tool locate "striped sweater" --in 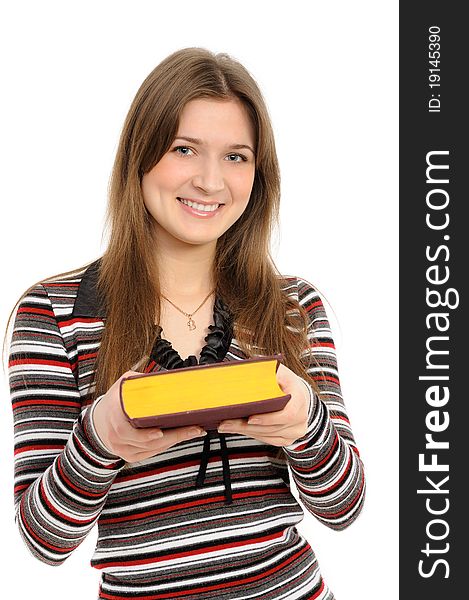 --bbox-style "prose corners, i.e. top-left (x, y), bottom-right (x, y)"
top-left (9, 260), bottom-right (365, 599)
